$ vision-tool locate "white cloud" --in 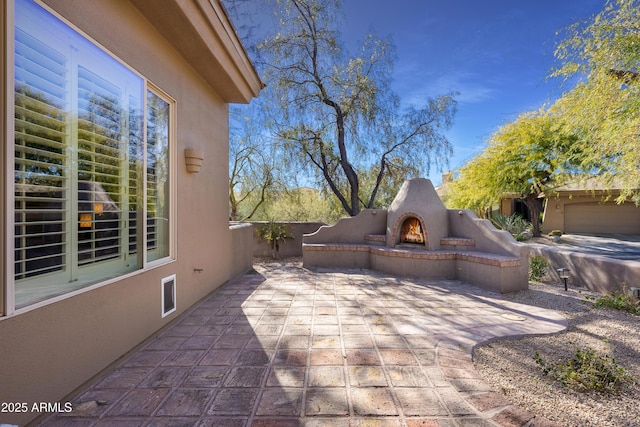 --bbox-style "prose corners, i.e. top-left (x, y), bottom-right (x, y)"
top-left (399, 71), bottom-right (498, 107)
